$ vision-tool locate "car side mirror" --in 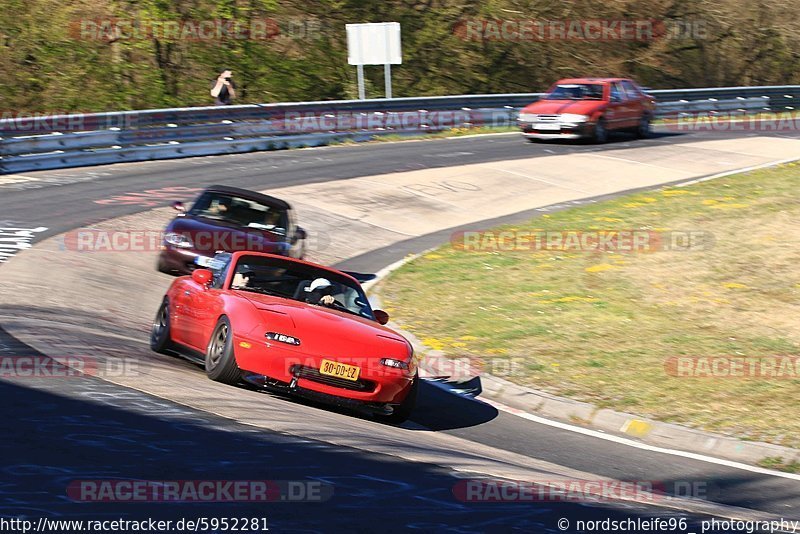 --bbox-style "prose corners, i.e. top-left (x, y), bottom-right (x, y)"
top-left (373, 310), bottom-right (389, 325)
top-left (172, 201), bottom-right (186, 213)
top-left (192, 268), bottom-right (212, 287)
top-left (295, 226), bottom-right (307, 241)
